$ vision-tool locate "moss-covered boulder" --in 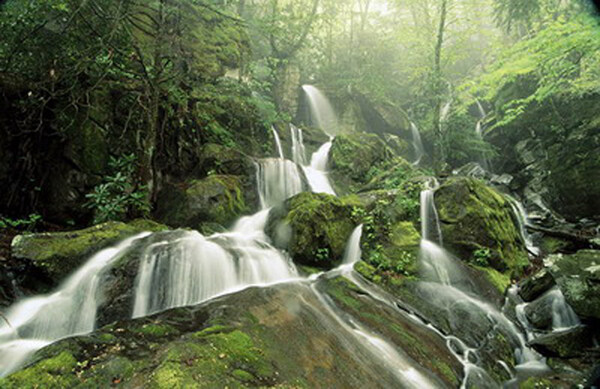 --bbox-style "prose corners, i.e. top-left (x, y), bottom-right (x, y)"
top-left (529, 326), bottom-right (599, 359)
top-left (155, 175), bottom-right (252, 230)
top-left (435, 177), bottom-right (528, 277)
top-left (547, 250), bottom-right (600, 321)
top-left (0, 282), bottom-right (461, 388)
top-left (10, 220), bottom-right (167, 286)
top-left (266, 192), bottom-right (360, 269)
